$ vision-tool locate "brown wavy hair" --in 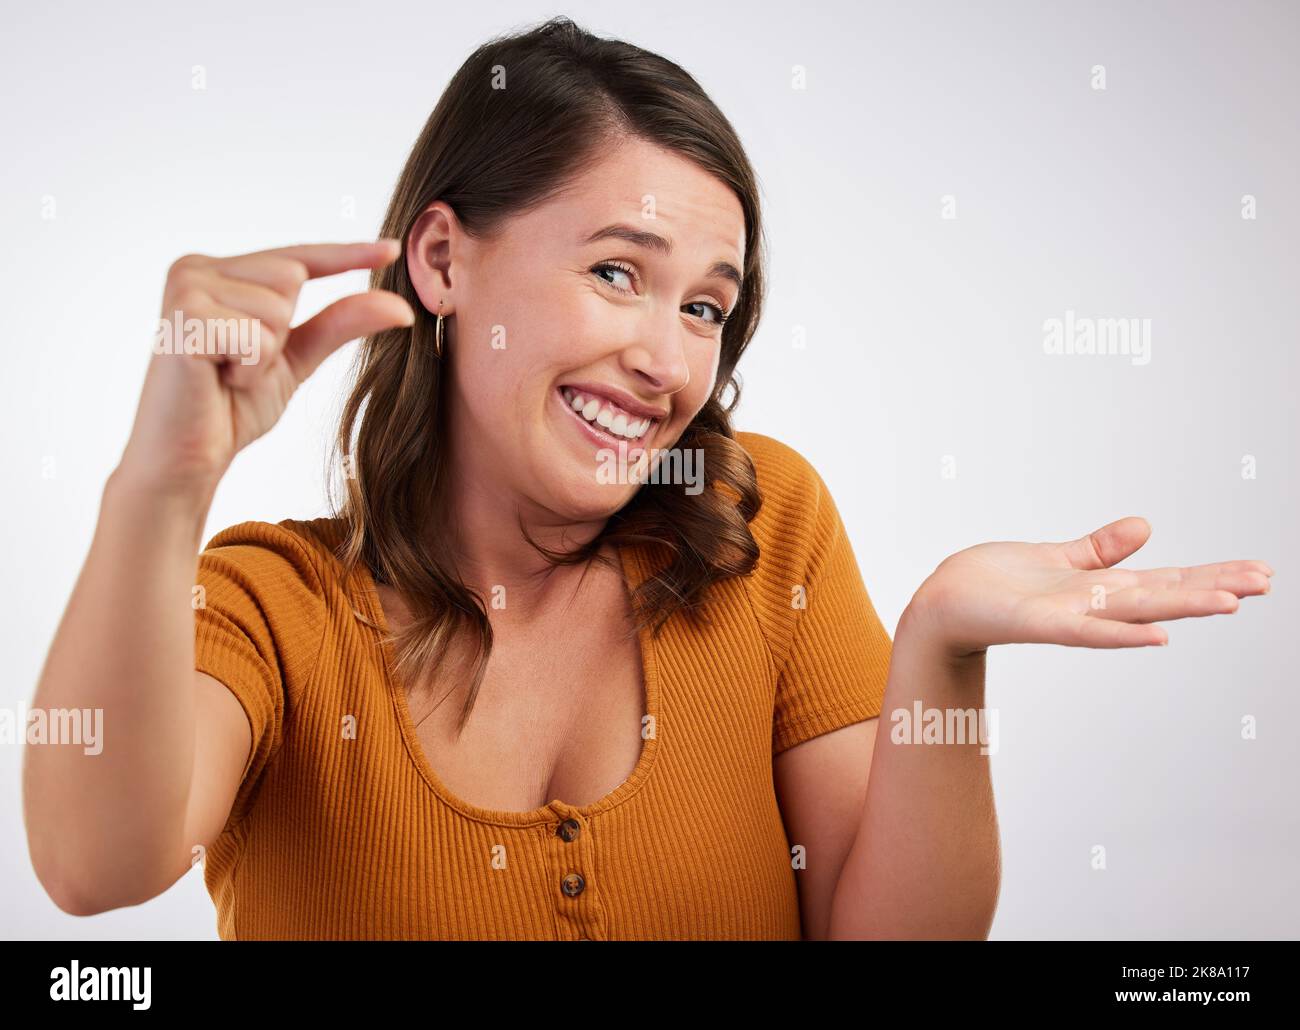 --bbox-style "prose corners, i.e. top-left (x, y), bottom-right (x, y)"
top-left (325, 15), bottom-right (768, 733)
